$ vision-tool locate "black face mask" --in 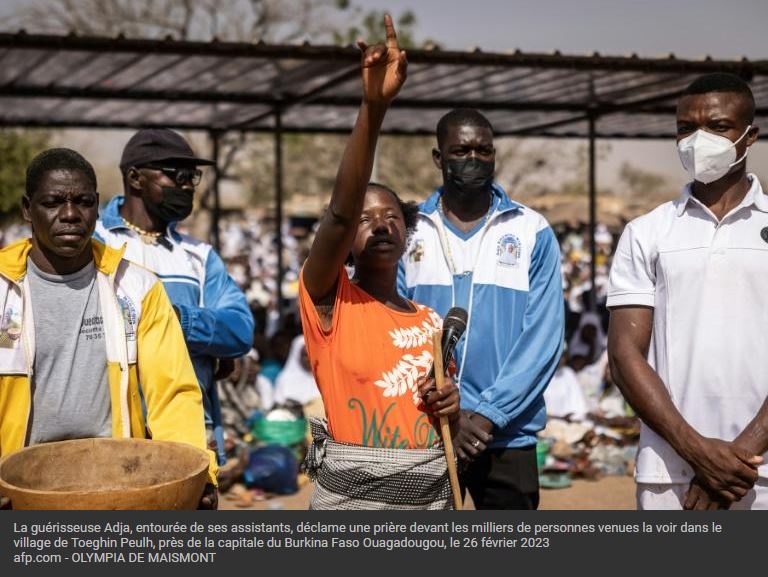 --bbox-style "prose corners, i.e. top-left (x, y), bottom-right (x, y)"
top-left (442, 157), bottom-right (495, 198)
top-left (144, 186), bottom-right (194, 223)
